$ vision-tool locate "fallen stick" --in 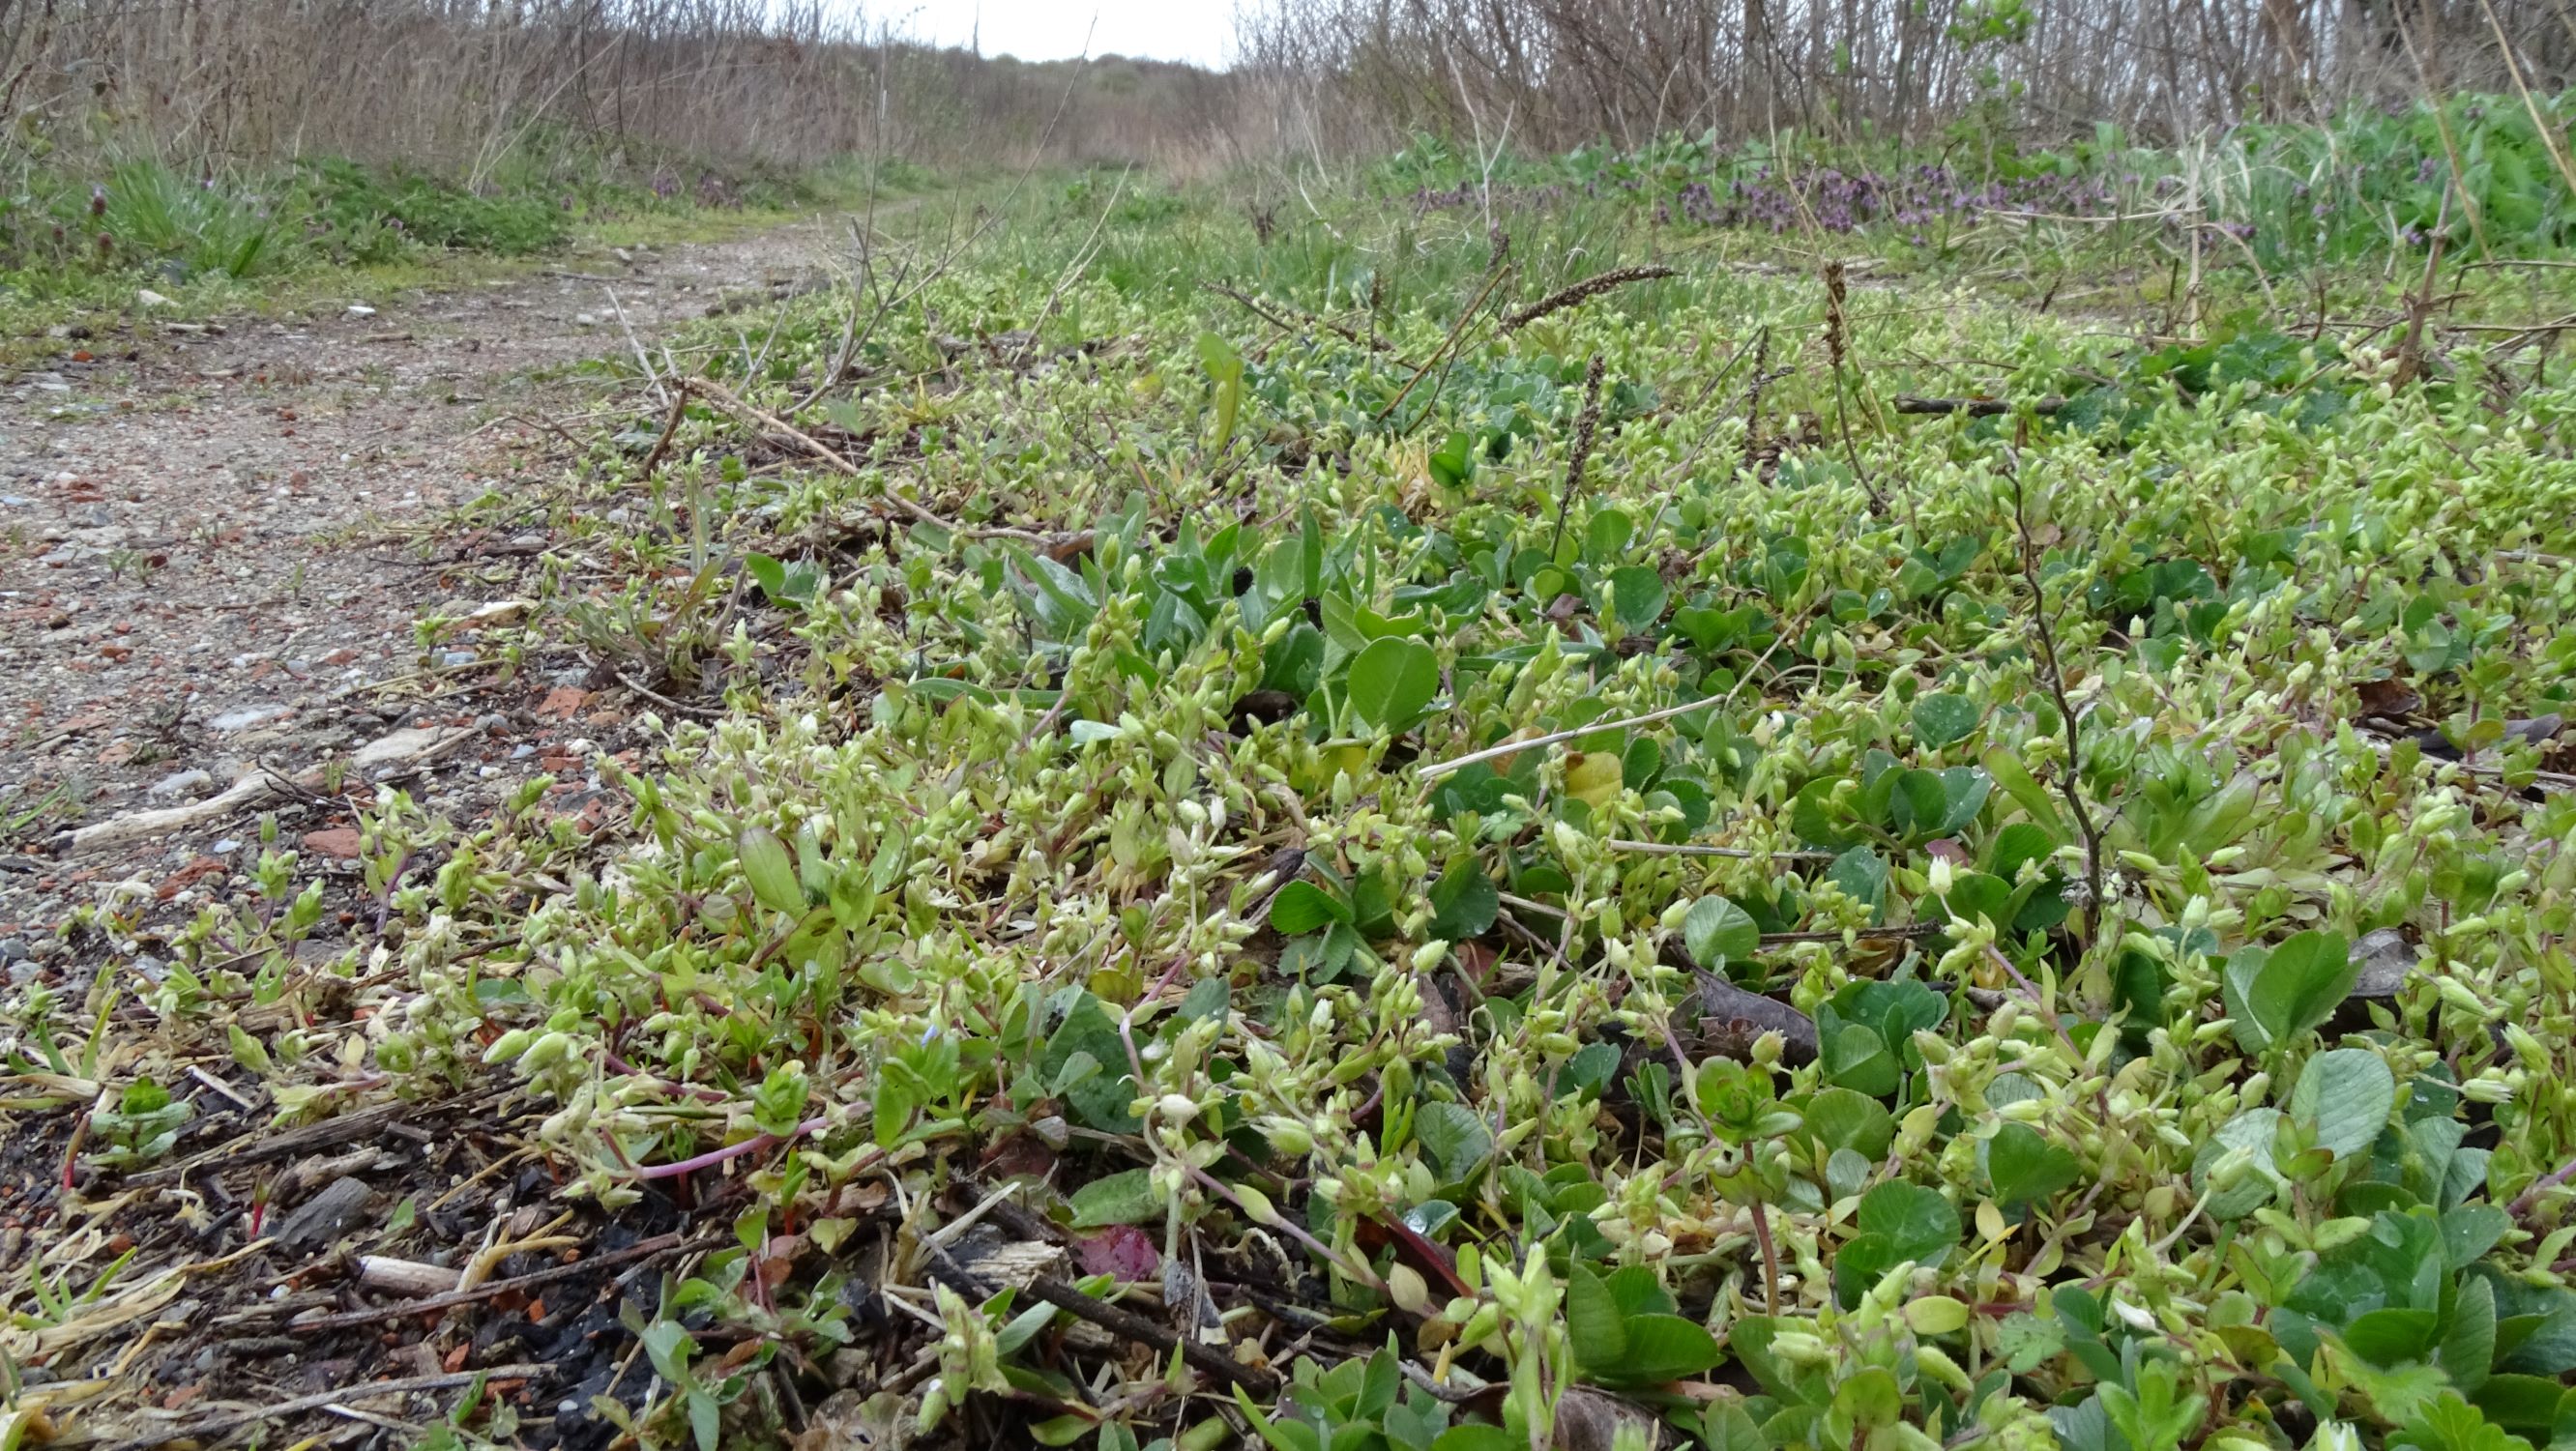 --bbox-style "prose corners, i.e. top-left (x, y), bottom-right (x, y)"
top-left (52, 726), bottom-right (477, 856)
top-left (1202, 281), bottom-right (1383, 351)
top-left (99, 1363), bottom-right (547, 1451)
top-left (1028, 1275), bottom-right (1276, 1393)
top-left (302, 1233), bottom-right (723, 1331)
top-left (674, 376), bottom-right (1058, 546)
top-left (924, 1238), bottom-right (1278, 1396)
top-left (1603, 837), bottom-right (1838, 863)
top-left (1893, 395), bottom-right (2067, 417)
top-left (357, 1256), bottom-right (463, 1296)
top-left (125, 1098), bottom-right (415, 1187)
